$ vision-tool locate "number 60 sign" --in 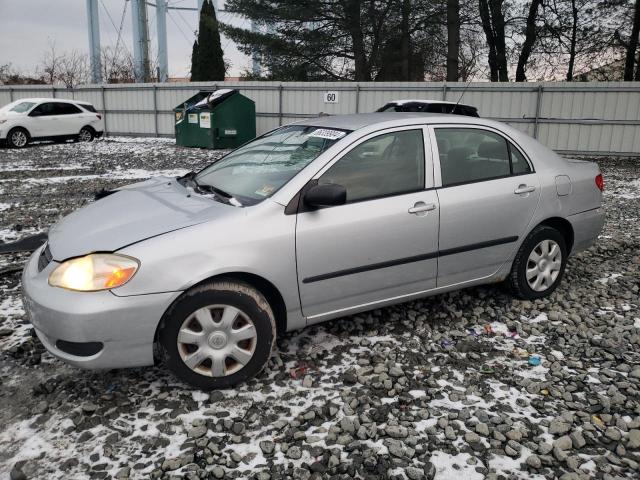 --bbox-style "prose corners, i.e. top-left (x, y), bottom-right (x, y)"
top-left (323, 91), bottom-right (339, 104)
